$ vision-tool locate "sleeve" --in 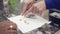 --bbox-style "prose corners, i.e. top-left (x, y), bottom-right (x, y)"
top-left (45, 0), bottom-right (60, 9)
